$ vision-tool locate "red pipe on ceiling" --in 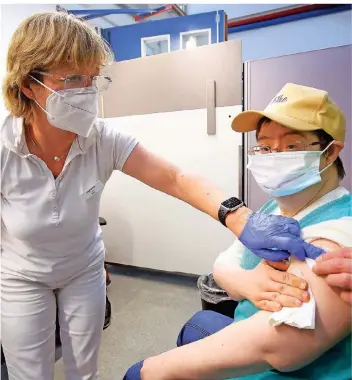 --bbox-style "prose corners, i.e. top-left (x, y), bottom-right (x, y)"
top-left (135, 4), bottom-right (186, 22)
top-left (227, 4), bottom-right (337, 28)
